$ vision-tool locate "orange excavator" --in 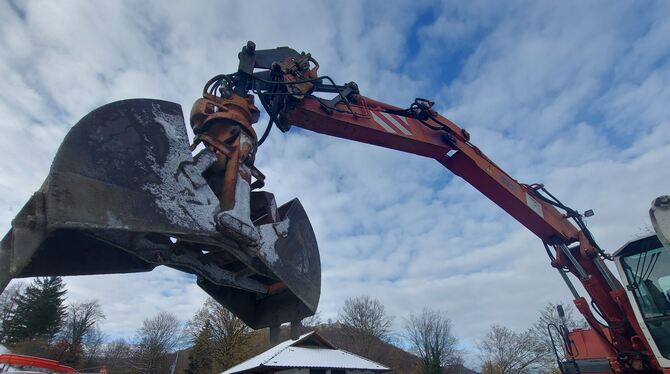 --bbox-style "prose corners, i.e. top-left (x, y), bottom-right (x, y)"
top-left (1, 42), bottom-right (668, 373)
